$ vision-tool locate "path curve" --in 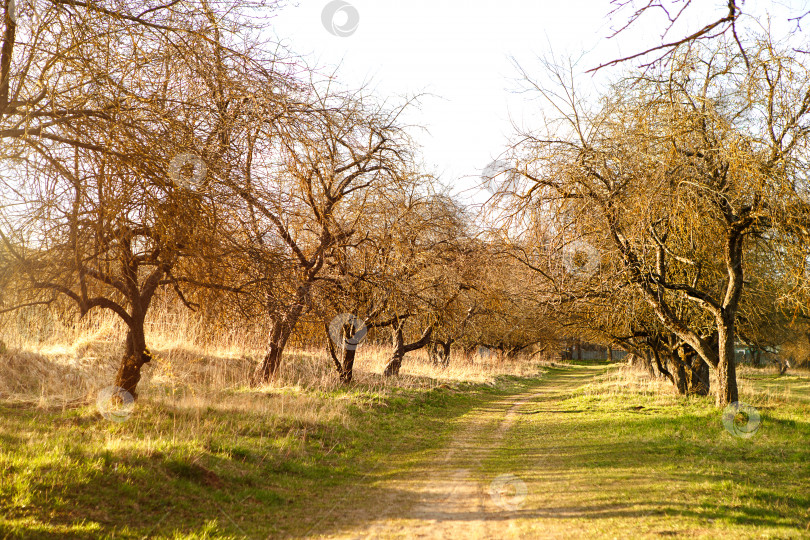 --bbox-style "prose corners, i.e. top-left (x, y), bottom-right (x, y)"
top-left (320, 365), bottom-right (604, 539)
